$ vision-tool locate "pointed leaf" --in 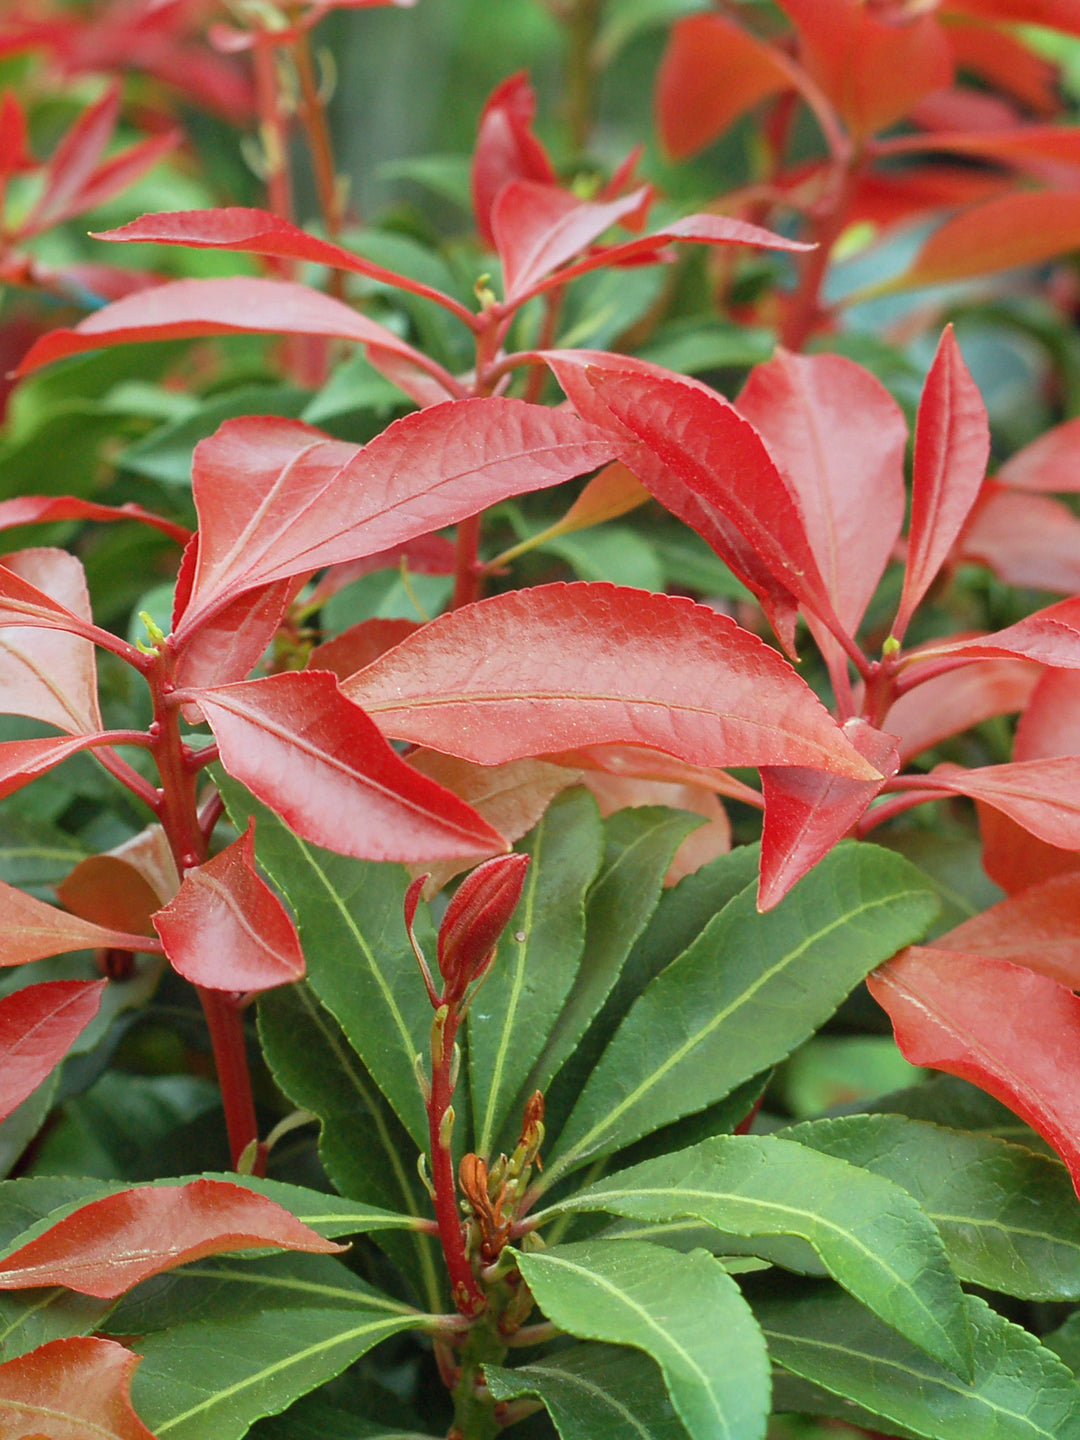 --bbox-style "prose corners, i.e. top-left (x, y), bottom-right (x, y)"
top-left (192, 671), bottom-right (506, 863)
top-left (0, 549), bottom-right (101, 735)
top-left (999, 416), bottom-right (1080, 492)
top-left (0, 1180), bottom-right (342, 1298)
top-left (494, 182), bottom-right (653, 301)
top-left (0, 877), bottom-right (160, 966)
top-left (758, 719), bottom-right (899, 910)
top-left (15, 277), bottom-right (444, 381)
top-left (0, 734), bottom-right (117, 804)
top-left (97, 208), bottom-right (474, 321)
top-left (869, 946), bottom-right (1080, 1197)
top-left (960, 485), bottom-right (1080, 595)
top-left (0, 496), bottom-right (189, 545)
top-left (737, 349), bottom-right (907, 638)
top-left (786, 1113), bottom-right (1080, 1301)
top-left (894, 326), bottom-right (990, 640)
top-left (756, 1286), bottom-right (1080, 1440)
top-left (585, 367), bottom-right (844, 636)
top-left (548, 1130), bottom-right (972, 1377)
top-left (930, 758), bottom-right (1080, 850)
top-left (0, 1336), bottom-right (155, 1440)
top-left (343, 583), bottom-right (879, 778)
top-left (486, 1343), bottom-right (688, 1440)
top-left (896, 189), bottom-right (1080, 291)
top-left (177, 401), bottom-right (614, 638)
top-left (517, 1240), bottom-right (770, 1440)
top-left (471, 72), bottom-right (557, 248)
top-left (918, 595), bottom-right (1080, 668)
top-left (543, 843), bottom-right (938, 1182)
top-left (469, 787), bottom-right (604, 1157)
top-left (22, 85), bottom-right (120, 233)
top-left (884, 658), bottom-right (1040, 764)
top-left (152, 823), bottom-right (304, 992)
top-left (0, 980), bottom-right (105, 1124)
top-left (657, 12), bottom-right (790, 159)
top-left (0, 559), bottom-right (122, 653)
